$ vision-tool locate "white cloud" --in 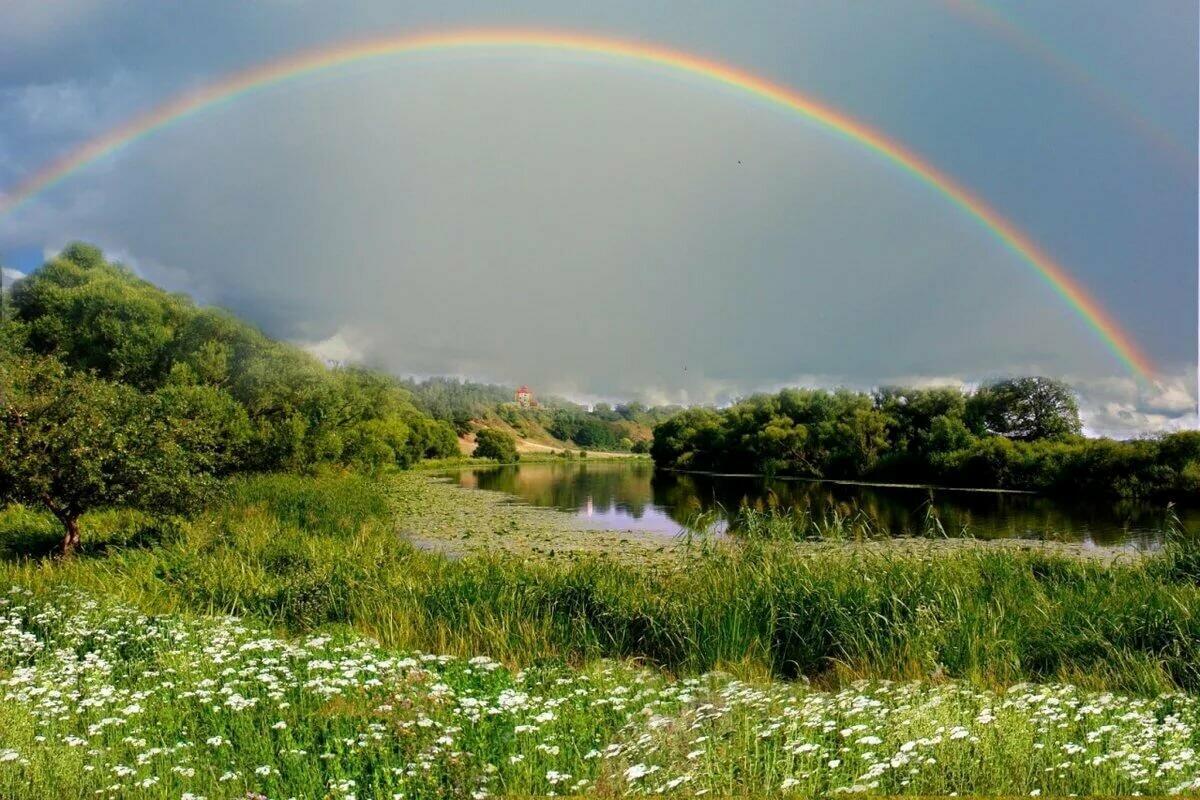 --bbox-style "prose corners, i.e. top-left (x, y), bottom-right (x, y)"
top-left (1072, 370), bottom-right (1198, 438)
top-left (296, 326), bottom-right (372, 366)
